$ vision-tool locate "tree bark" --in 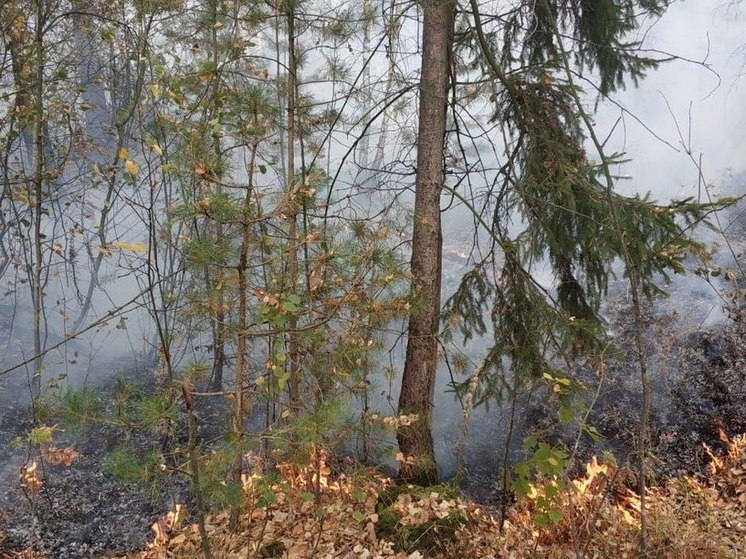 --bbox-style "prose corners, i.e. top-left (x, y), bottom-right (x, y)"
top-left (286, 5), bottom-right (301, 414)
top-left (397, 0), bottom-right (454, 485)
